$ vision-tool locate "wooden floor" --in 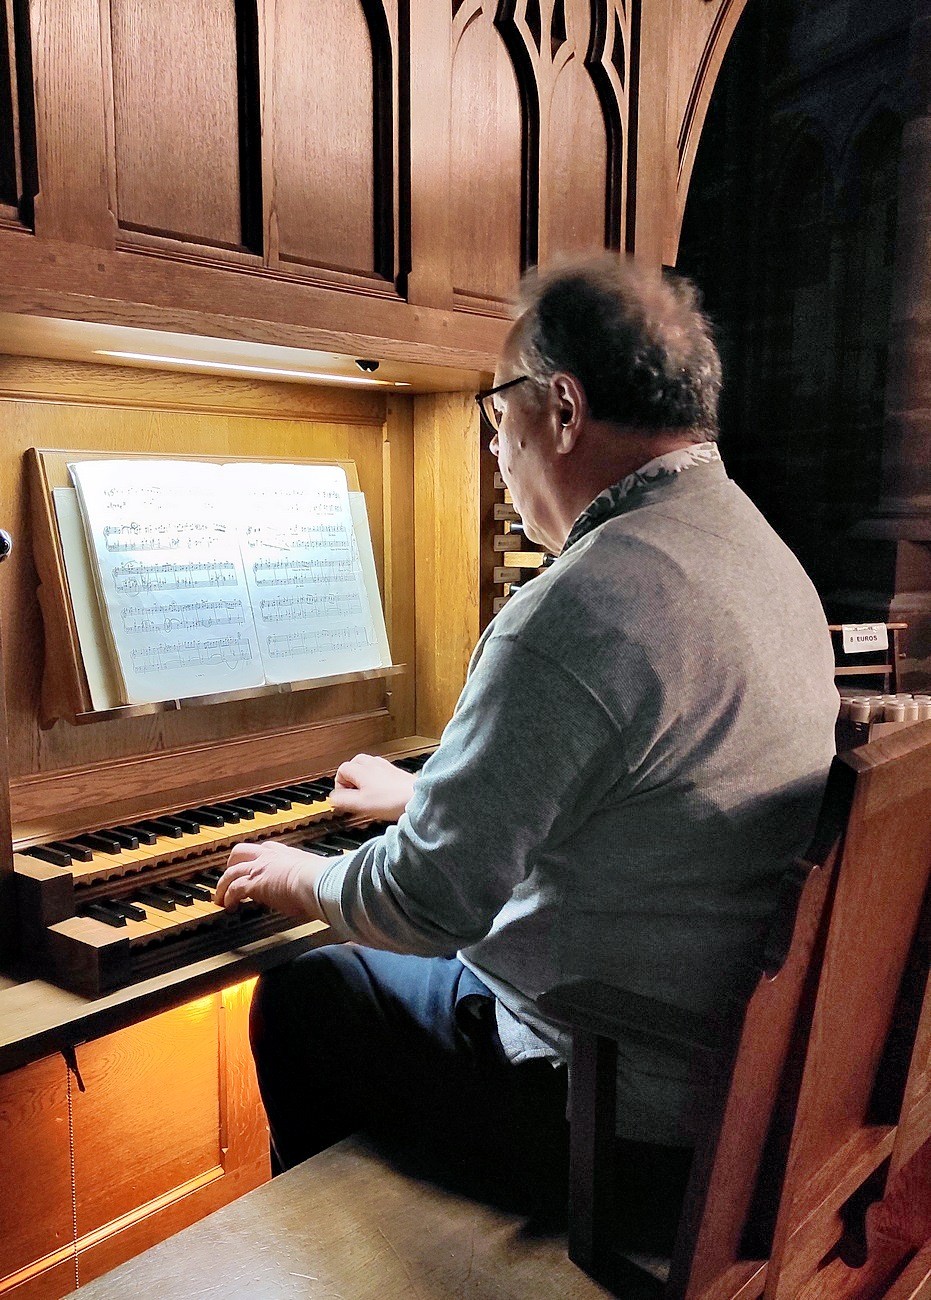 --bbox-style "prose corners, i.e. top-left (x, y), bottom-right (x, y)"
top-left (68, 1136), bottom-right (617, 1299)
